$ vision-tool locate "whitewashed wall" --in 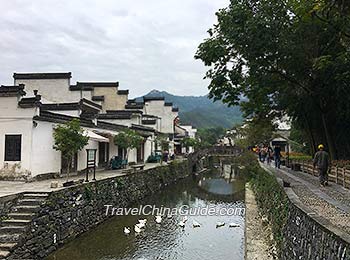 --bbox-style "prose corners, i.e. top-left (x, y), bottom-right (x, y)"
top-left (15, 79), bottom-right (81, 103)
top-left (31, 121), bottom-right (61, 176)
top-left (0, 97), bottom-right (36, 178)
top-left (144, 137), bottom-right (153, 161)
